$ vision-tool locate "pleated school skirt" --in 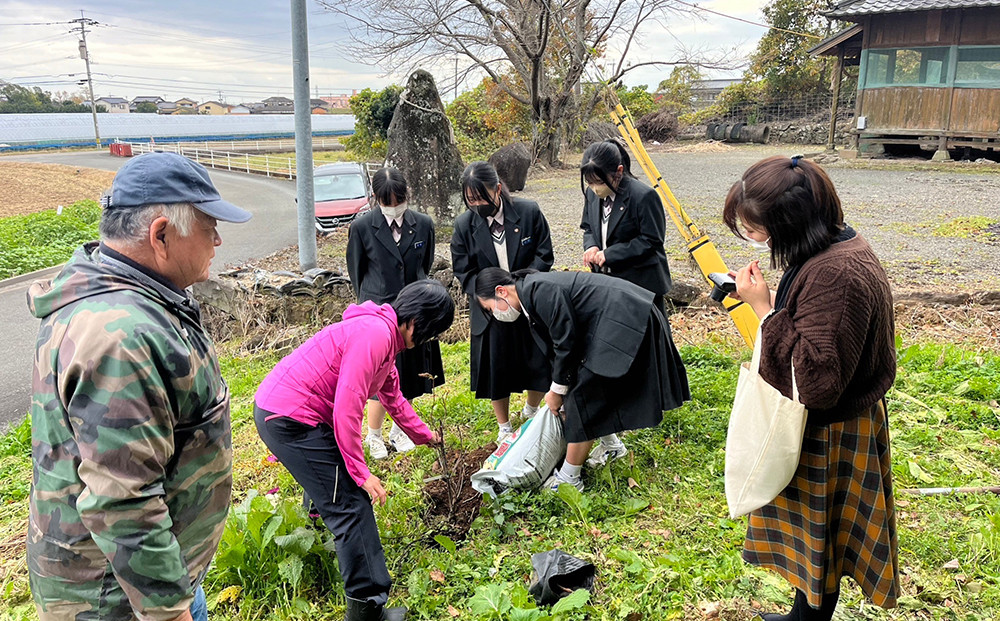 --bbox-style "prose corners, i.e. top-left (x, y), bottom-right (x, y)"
top-left (396, 340), bottom-right (445, 400)
top-left (562, 308), bottom-right (689, 443)
top-left (470, 315), bottom-right (550, 400)
top-left (742, 399), bottom-right (900, 609)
